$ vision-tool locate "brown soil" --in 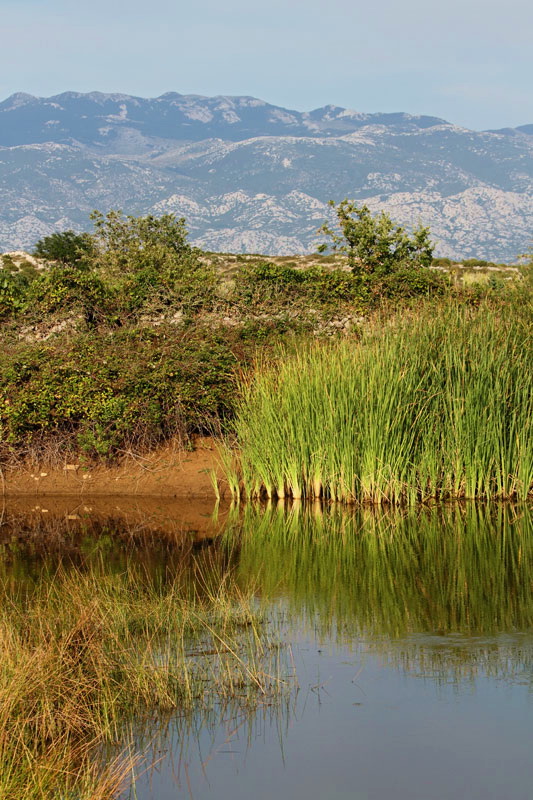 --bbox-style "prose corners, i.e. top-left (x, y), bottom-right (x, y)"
top-left (1, 437), bottom-right (224, 500)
